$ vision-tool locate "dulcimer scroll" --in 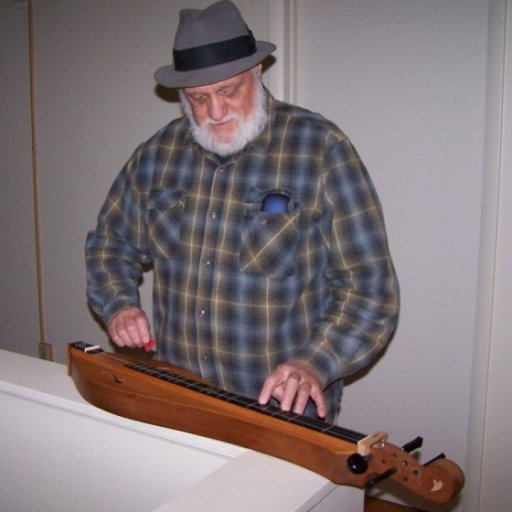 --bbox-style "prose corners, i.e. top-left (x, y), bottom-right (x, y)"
top-left (67, 342), bottom-right (464, 504)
